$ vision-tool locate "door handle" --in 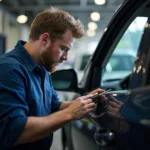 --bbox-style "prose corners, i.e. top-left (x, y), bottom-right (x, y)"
top-left (94, 128), bottom-right (116, 147)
